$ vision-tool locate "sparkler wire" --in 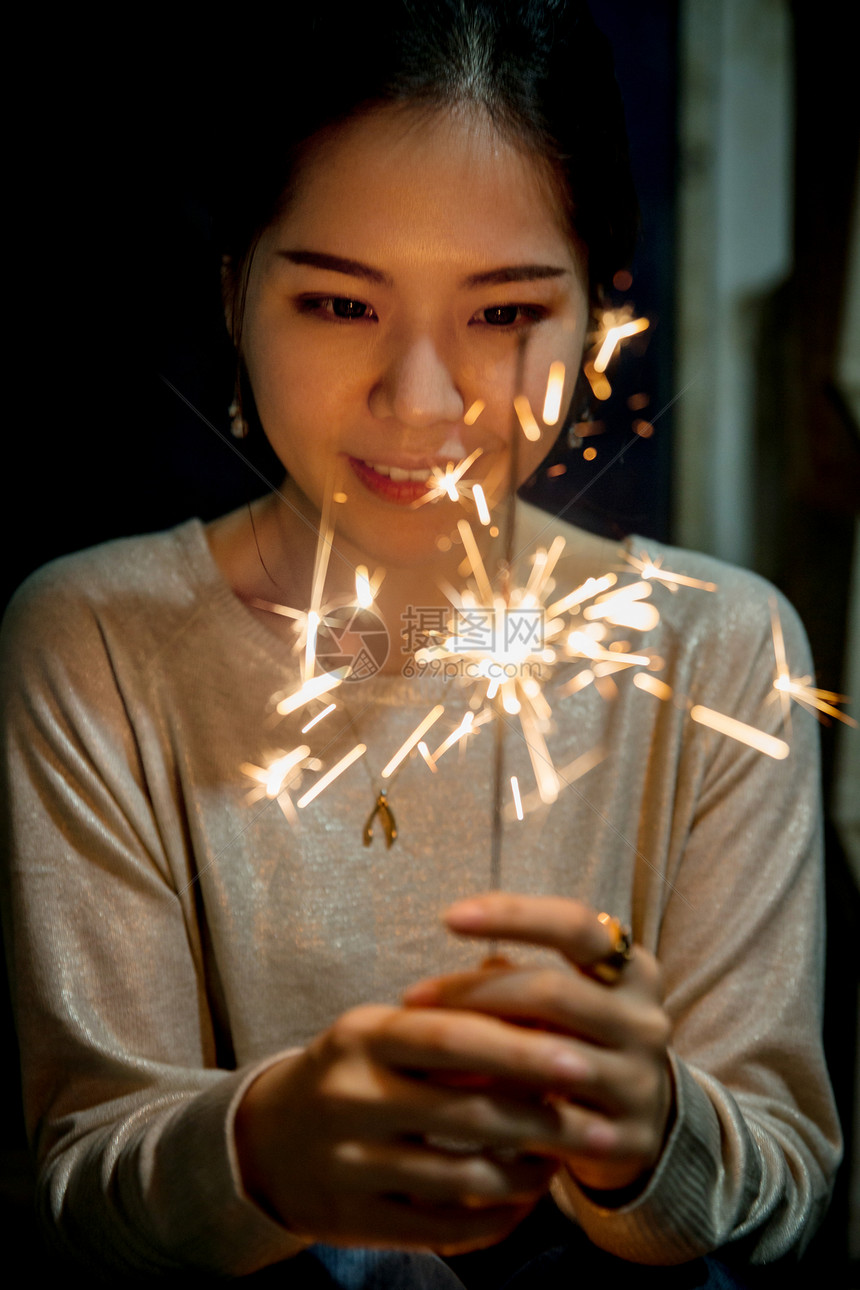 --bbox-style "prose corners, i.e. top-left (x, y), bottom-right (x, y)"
top-left (488, 339), bottom-right (528, 929)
